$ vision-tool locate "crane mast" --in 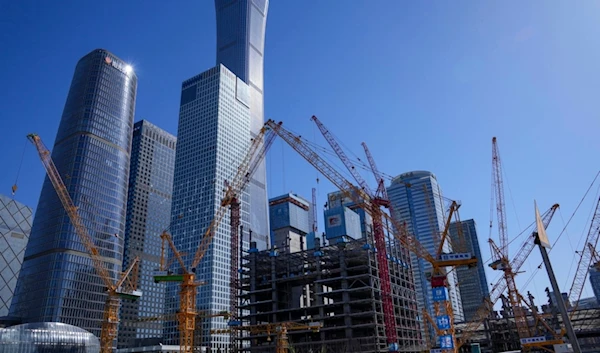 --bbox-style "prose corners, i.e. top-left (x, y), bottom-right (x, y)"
top-left (155, 125), bottom-right (275, 353)
top-left (27, 133), bottom-right (141, 353)
top-left (569, 196), bottom-right (600, 314)
top-left (310, 117), bottom-right (398, 350)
